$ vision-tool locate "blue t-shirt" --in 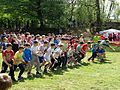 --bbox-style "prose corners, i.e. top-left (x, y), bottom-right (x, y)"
top-left (92, 43), bottom-right (99, 53)
top-left (23, 48), bottom-right (32, 62)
